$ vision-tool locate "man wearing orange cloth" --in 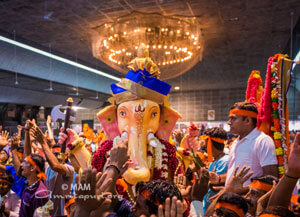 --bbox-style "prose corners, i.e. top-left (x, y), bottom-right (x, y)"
top-left (226, 102), bottom-right (278, 186)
